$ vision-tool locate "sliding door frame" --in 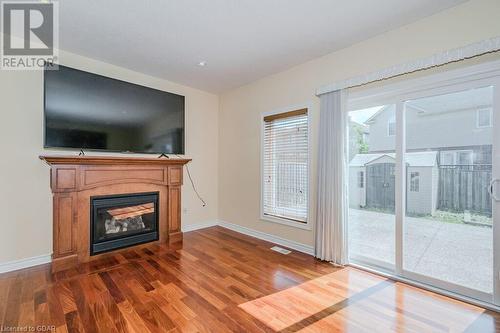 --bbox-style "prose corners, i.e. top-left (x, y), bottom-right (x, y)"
top-left (347, 59), bottom-right (500, 307)
top-left (395, 101), bottom-right (404, 277)
top-left (494, 75), bottom-right (500, 306)
top-left (399, 78), bottom-right (498, 304)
